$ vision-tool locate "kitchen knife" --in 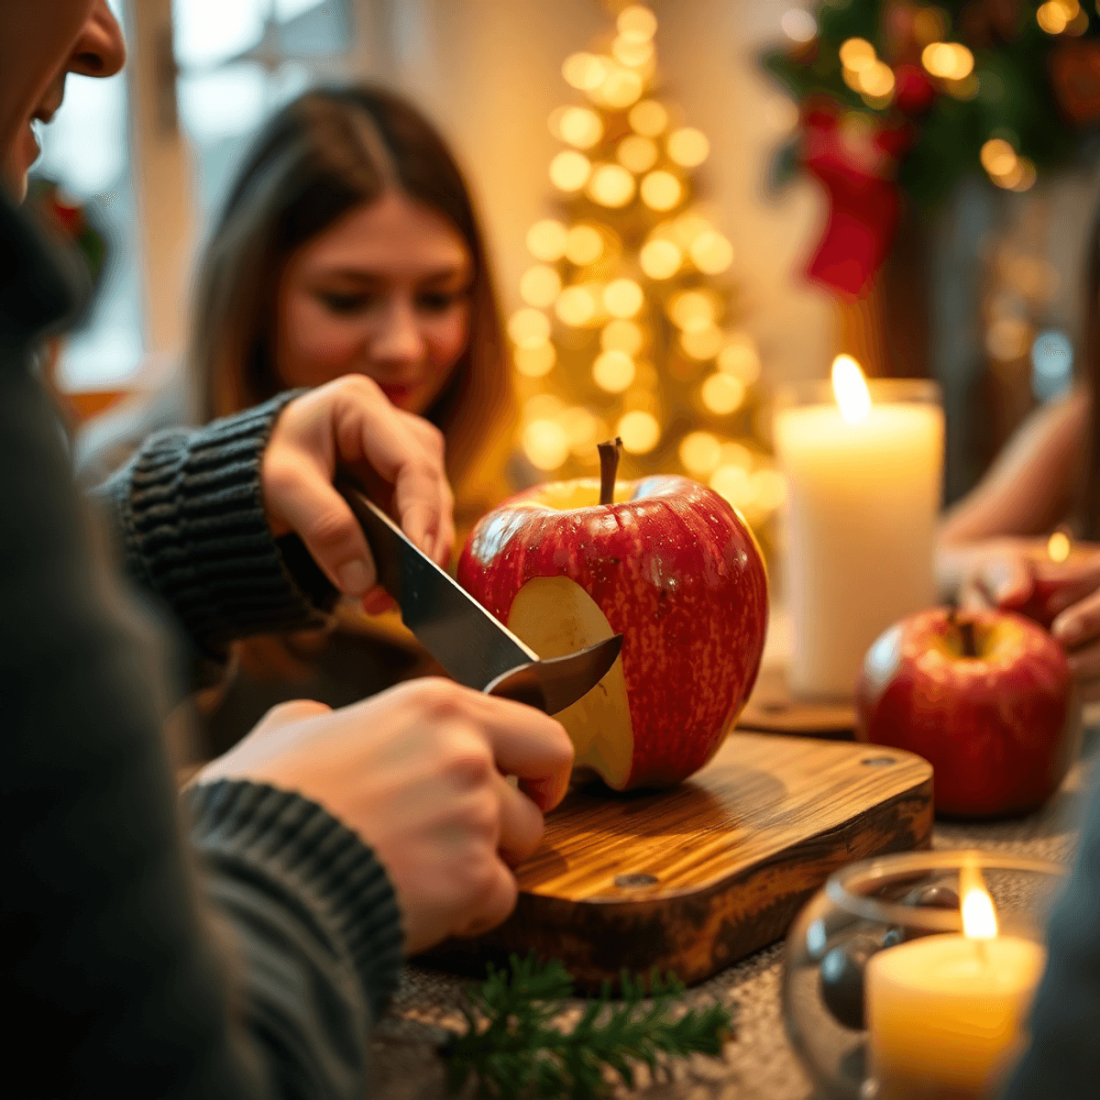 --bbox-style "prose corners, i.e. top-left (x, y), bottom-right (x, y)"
top-left (336, 478), bottom-right (622, 714)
